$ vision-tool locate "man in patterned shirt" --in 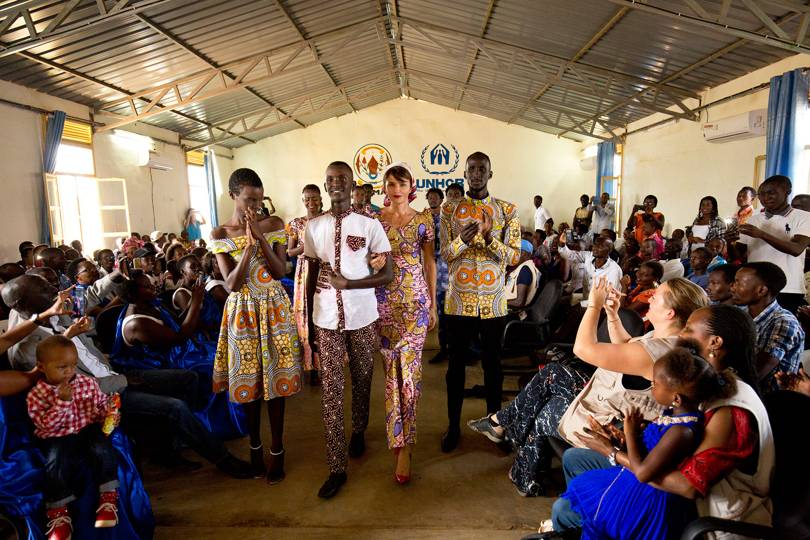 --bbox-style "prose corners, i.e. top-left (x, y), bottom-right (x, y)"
top-left (731, 261), bottom-right (805, 393)
top-left (440, 152), bottom-right (521, 452)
